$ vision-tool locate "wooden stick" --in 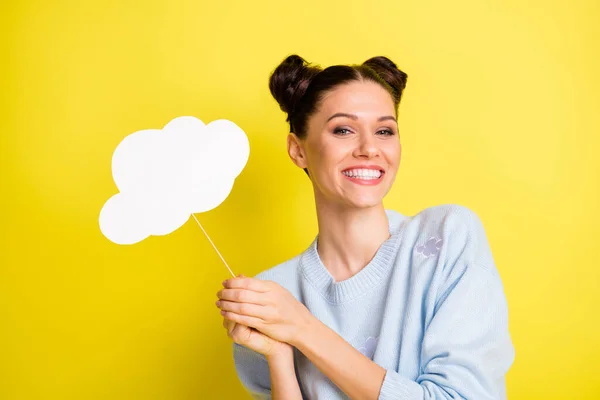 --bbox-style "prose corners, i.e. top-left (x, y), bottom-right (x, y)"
top-left (191, 213), bottom-right (236, 277)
